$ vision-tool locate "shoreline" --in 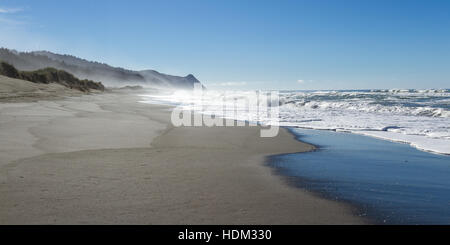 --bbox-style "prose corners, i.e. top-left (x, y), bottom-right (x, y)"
top-left (265, 154), bottom-right (374, 223)
top-left (269, 127), bottom-right (450, 224)
top-left (286, 126), bottom-right (450, 156)
top-left (264, 127), bottom-right (374, 223)
top-left (0, 91), bottom-right (367, 224)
